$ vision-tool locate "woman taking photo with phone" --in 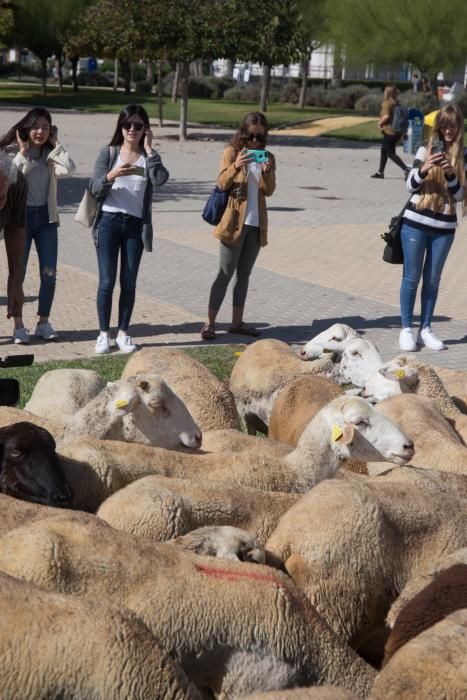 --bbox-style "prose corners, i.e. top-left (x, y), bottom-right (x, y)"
top-left (0, 107), bottom-right (75, 344)
top-left (399, 103), bottom-right (466, 352)
top-left (89, 104), bottom-right (168, 354)
top-left (201, 111), bottom-right (276, 340)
